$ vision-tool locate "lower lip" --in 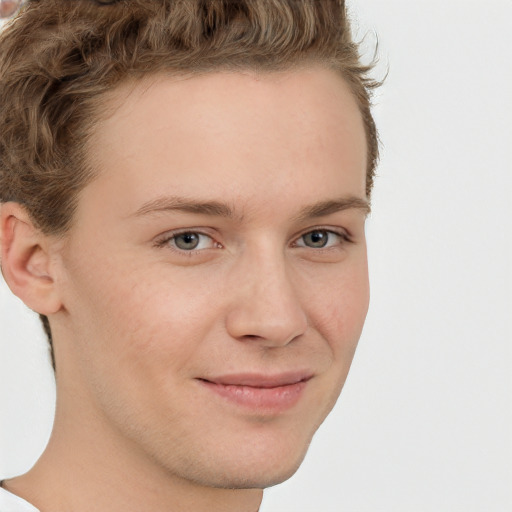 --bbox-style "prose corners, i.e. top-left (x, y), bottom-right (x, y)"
top-left (198, 380), bottom-right (308, 412)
